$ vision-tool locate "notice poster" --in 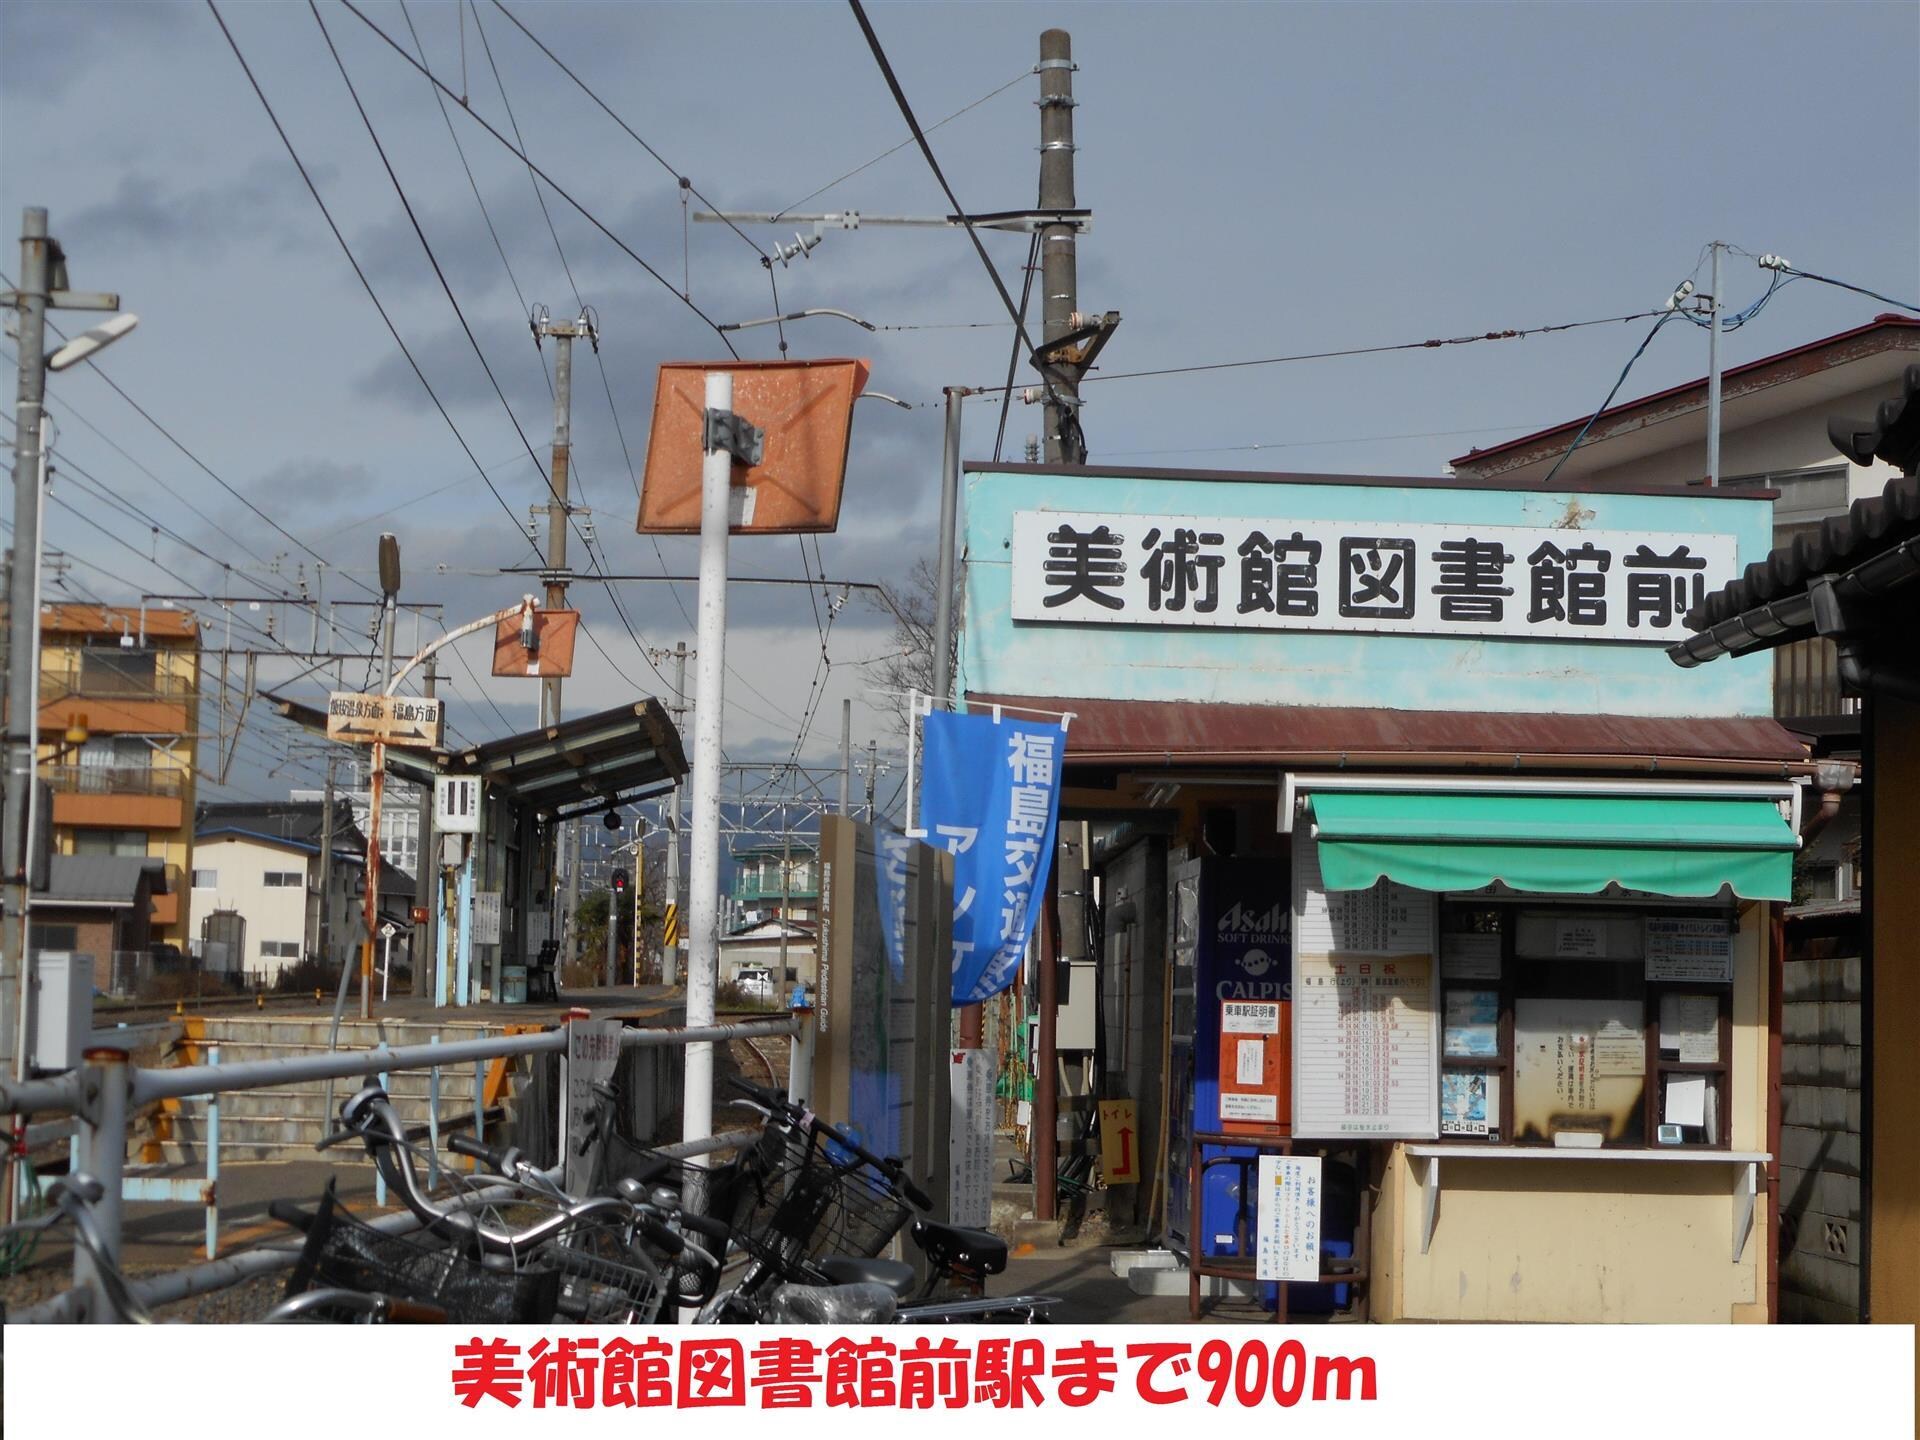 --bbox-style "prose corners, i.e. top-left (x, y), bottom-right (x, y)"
top-left (1441, 1069), bottom-right (1498, 1137)
top-left (1443, 989), bottom-right (1500, 1057)
top-left (1441, 932), bottom-right (1502, 980)
top-left (1659, 993), bottom-right (1722, 1064)
top-left (1255, 1154), bottom-right (1322, 1283)
top-left (1646, 917), bottom-right (1735, 983)
top-left (1292, 833), bottom-right (1438, 1139)
top-left (563, 1019), bottom-right (623, 1195)
top-left (1514, 997), bottom-right (1646, 1143)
